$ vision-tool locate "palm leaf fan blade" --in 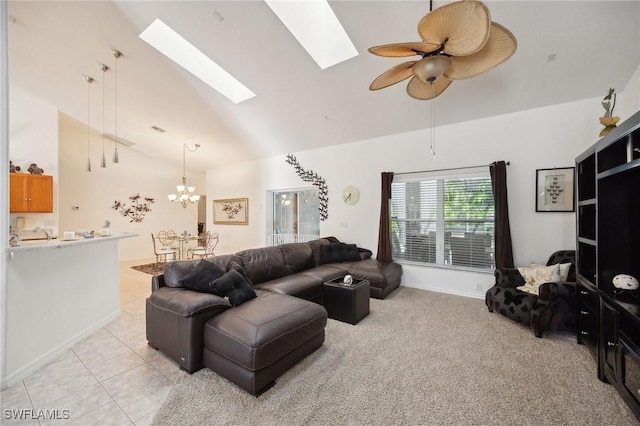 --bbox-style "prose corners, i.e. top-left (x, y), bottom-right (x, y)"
top-left (368, 42), bottom-right (440, 57)
top-left (417, 1), bottom-right (491, 57)
top-left (444, 22), bottom-right (517, 80)
top-left (370, 61), bottom-right (417, 90)
top-left (406, 75), bottom-right (452, 100)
